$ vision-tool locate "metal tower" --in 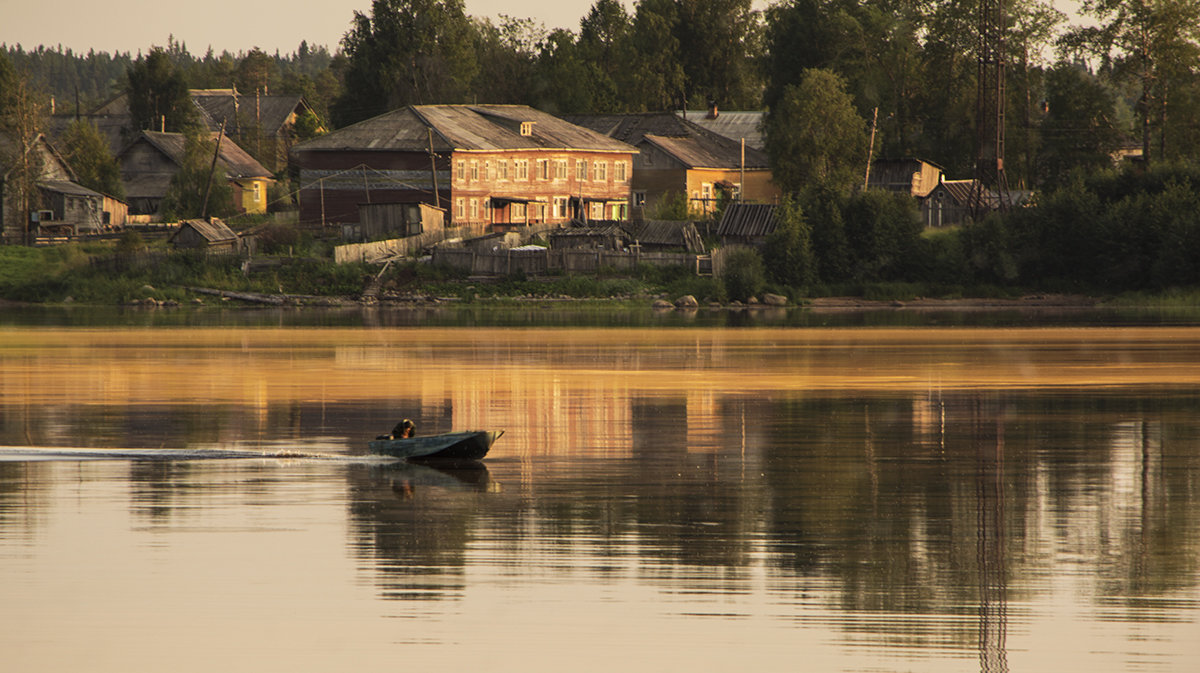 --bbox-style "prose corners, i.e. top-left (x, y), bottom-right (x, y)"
top-left (972, 0), bottom-right (1012, 218)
